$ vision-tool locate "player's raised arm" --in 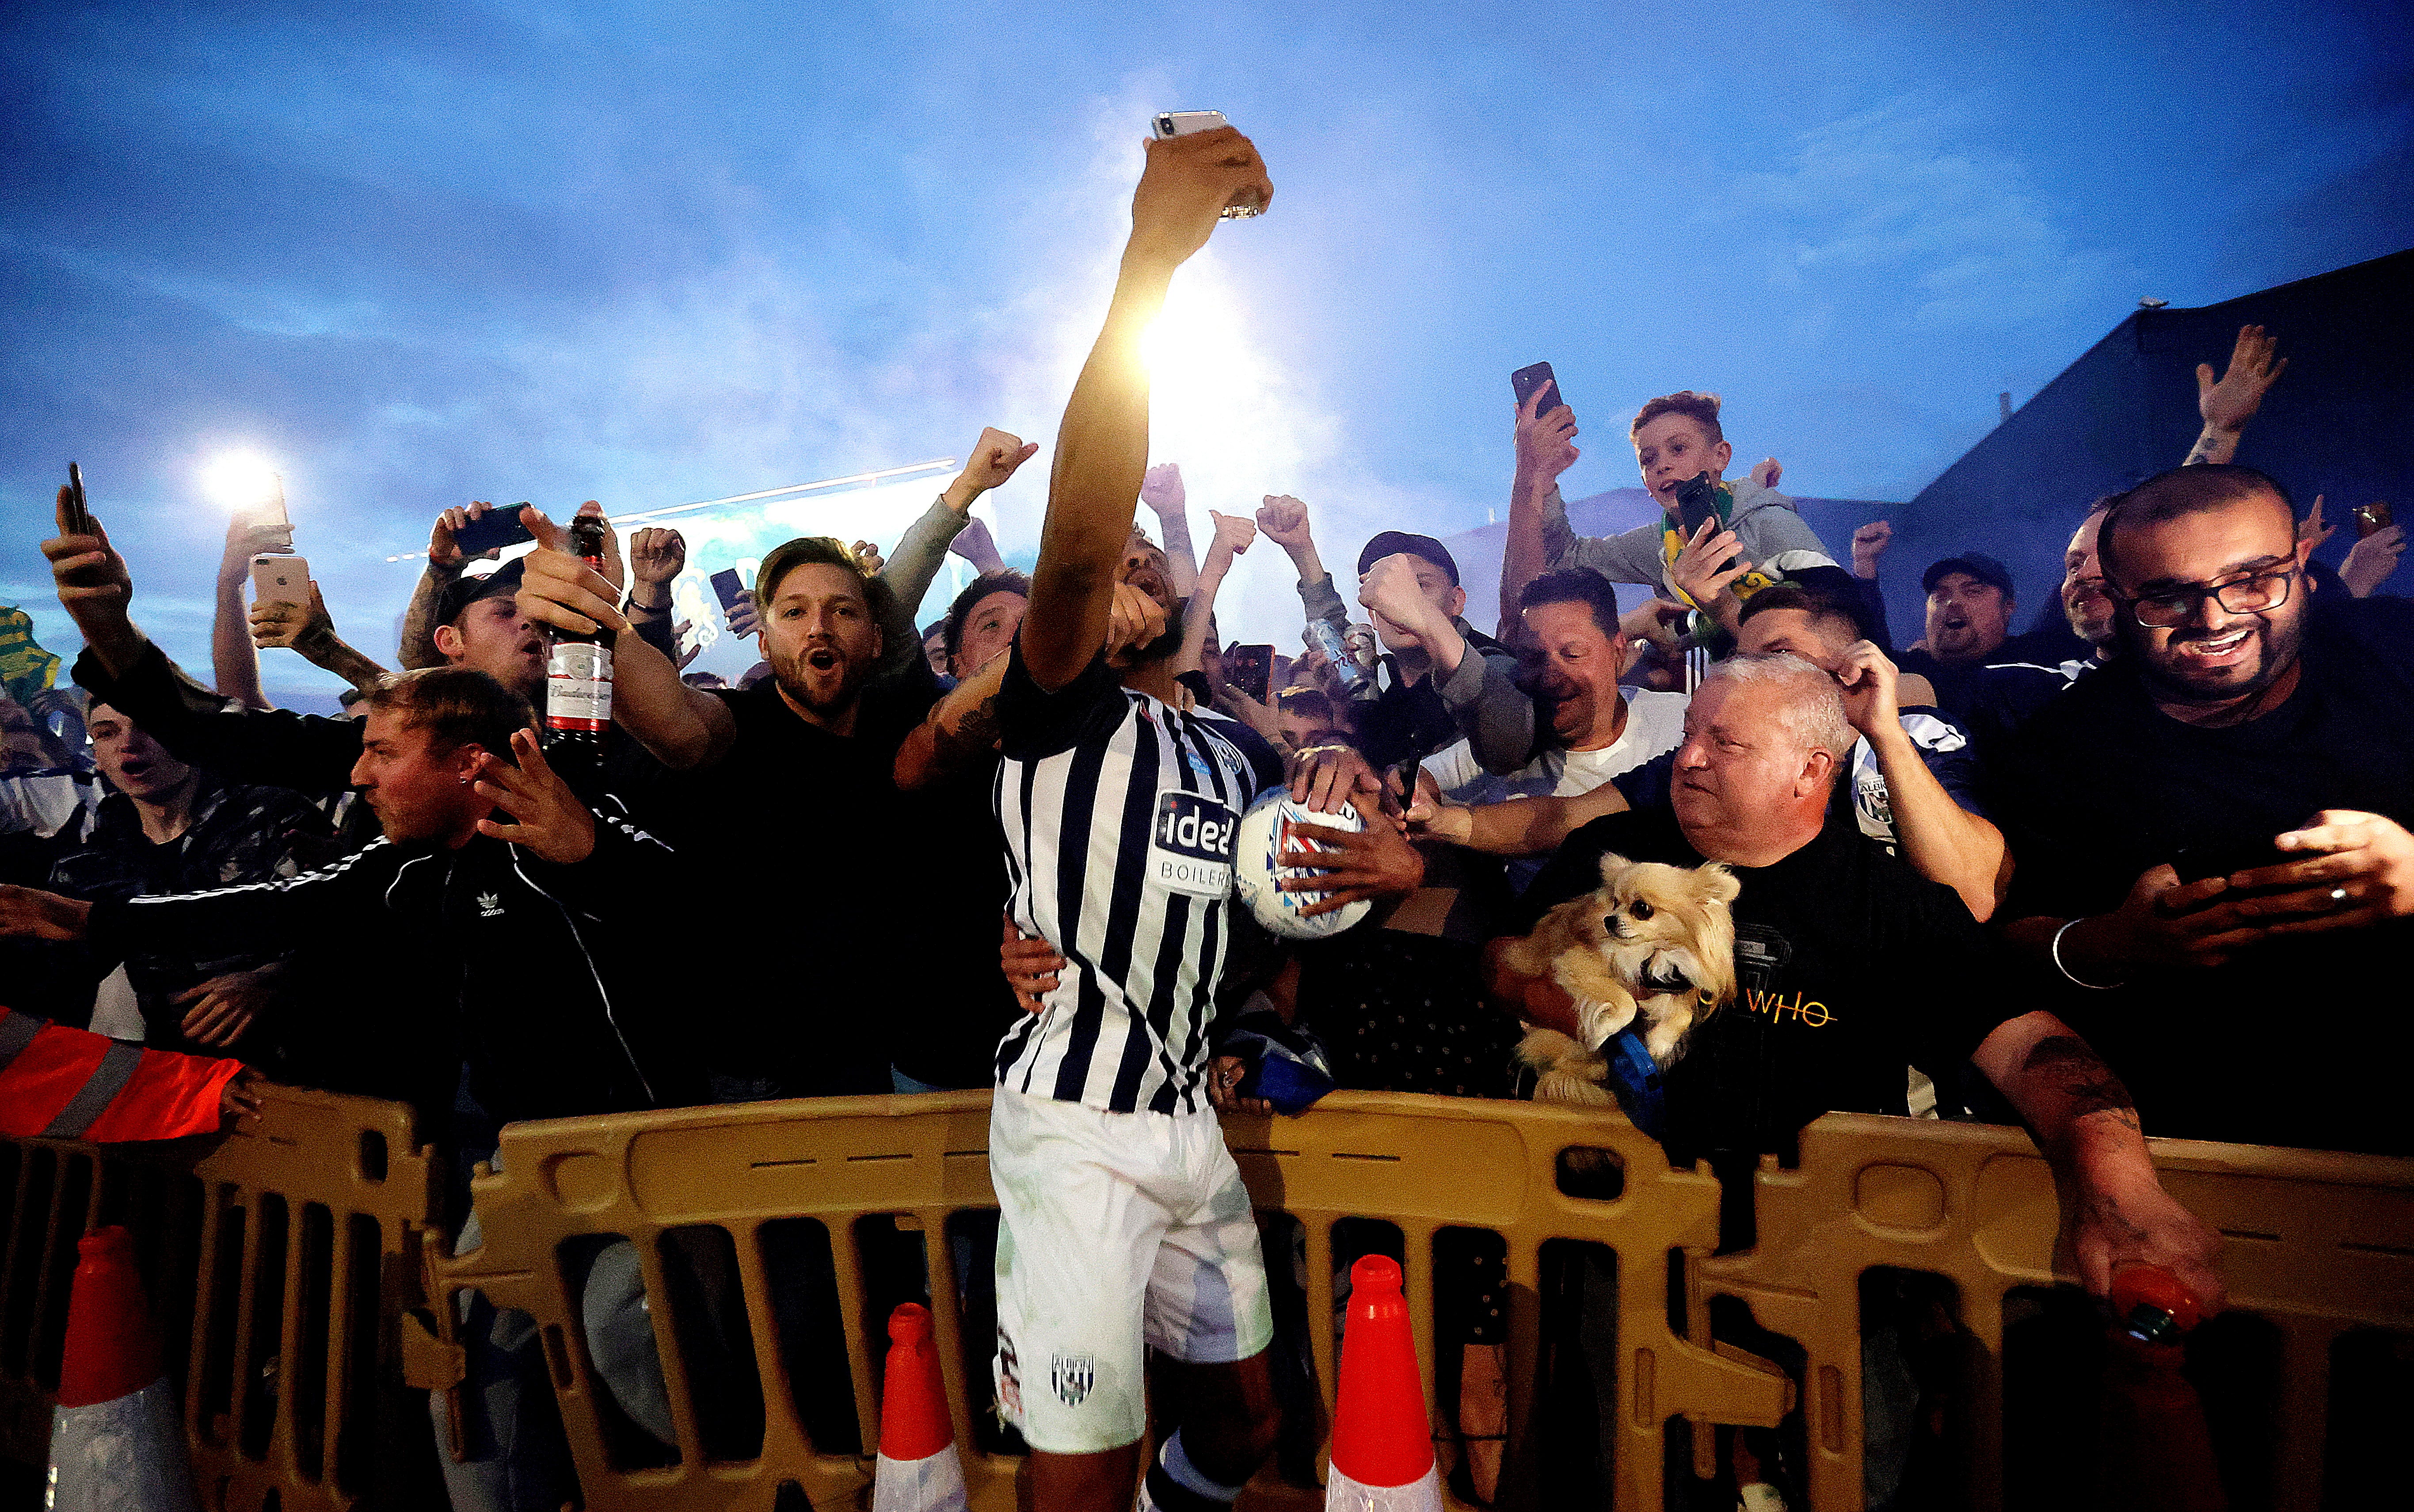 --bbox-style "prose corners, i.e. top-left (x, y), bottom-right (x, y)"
top-left (1022, 126), bottom-right (1271, 693)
